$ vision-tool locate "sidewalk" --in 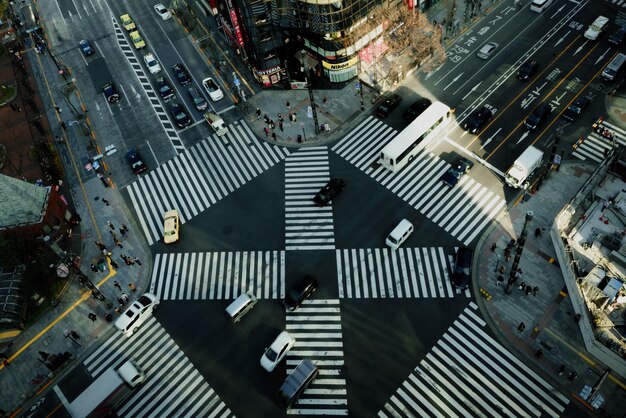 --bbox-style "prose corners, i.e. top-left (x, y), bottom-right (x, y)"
top-left (473, 161), bottom-right (626, 415)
